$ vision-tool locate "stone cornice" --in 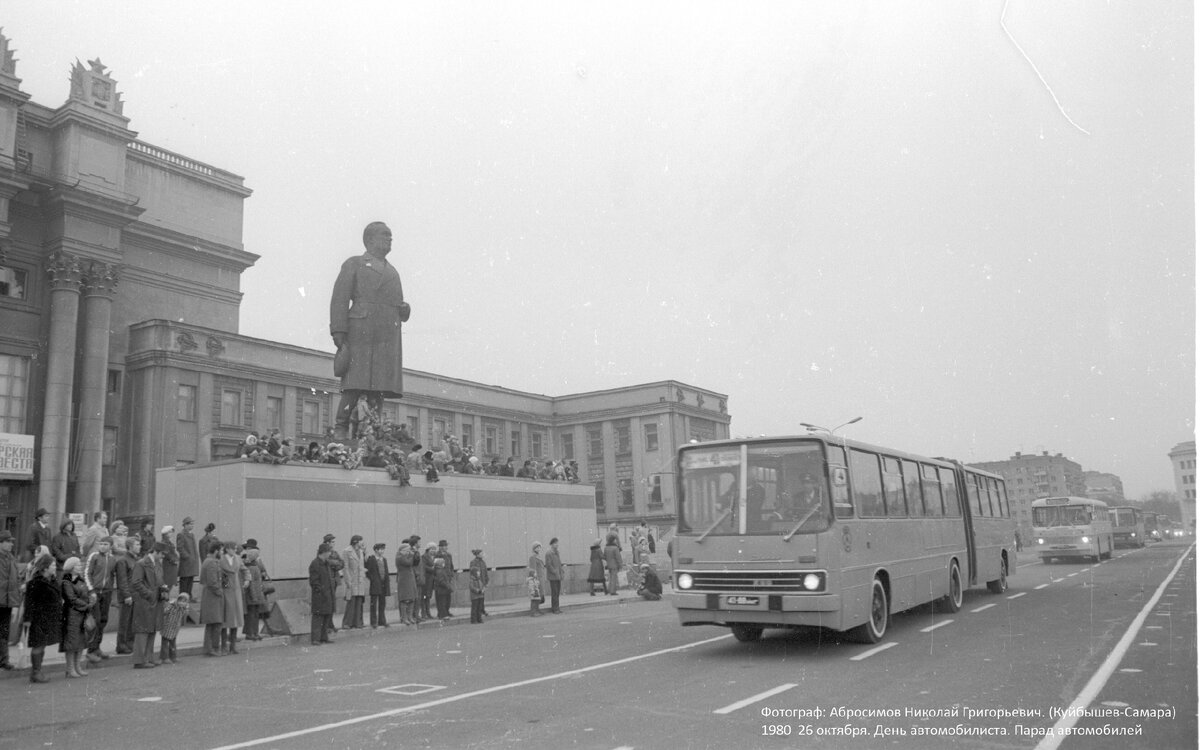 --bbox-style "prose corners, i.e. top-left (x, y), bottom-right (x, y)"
top-left (46, 100), bottom-right (136, 143)
top-left (119, 264), bottom-right (242, 306)
top-left (126, 142), bottom-right (251, 197)
top-left (123, 221), bottom-right (258, 273)
top-left (42, 183), bottom-right (144, 229)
